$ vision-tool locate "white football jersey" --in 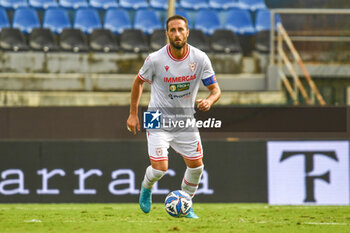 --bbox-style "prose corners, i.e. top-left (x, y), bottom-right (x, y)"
top-left (138, 44), bottom-right (216, 117)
